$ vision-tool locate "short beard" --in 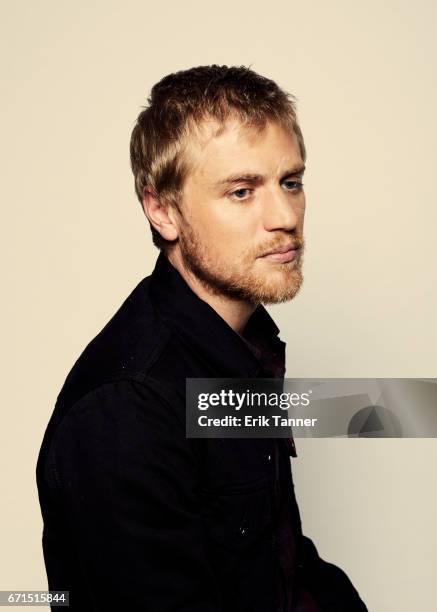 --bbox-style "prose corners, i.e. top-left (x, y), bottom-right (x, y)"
top-left (177, 220), bottom-right (304, 305)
